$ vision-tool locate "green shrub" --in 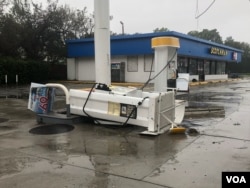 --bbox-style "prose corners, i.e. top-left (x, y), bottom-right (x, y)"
top-left (0, 57), bottom-right (50, 85)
